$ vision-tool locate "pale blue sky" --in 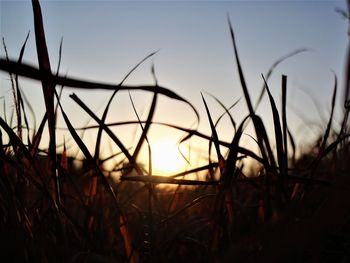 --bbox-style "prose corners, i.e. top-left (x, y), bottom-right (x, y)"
top-left (0, 0), bottom-right (348, 169)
